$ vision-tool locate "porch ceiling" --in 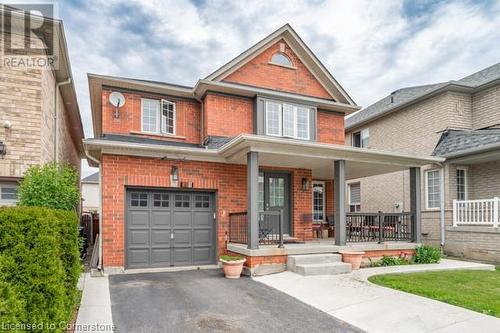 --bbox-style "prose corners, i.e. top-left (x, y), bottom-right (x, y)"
top-left (220, 135), bottom-right (444, 179)
top-left (84, 134), bottom-right (444, 178)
